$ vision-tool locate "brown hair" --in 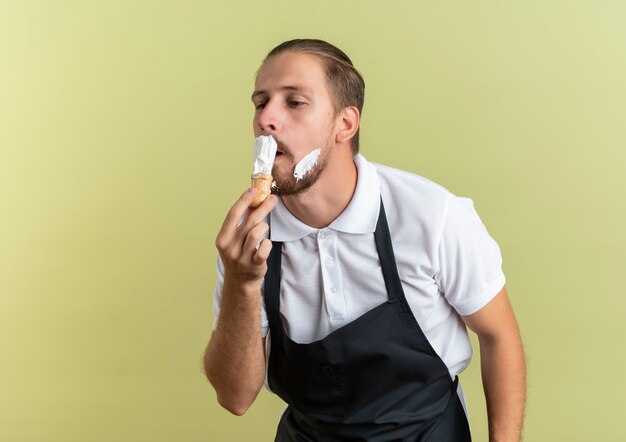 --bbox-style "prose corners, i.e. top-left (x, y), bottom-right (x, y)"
top-left (262, 39), bottom-right (365, 154)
